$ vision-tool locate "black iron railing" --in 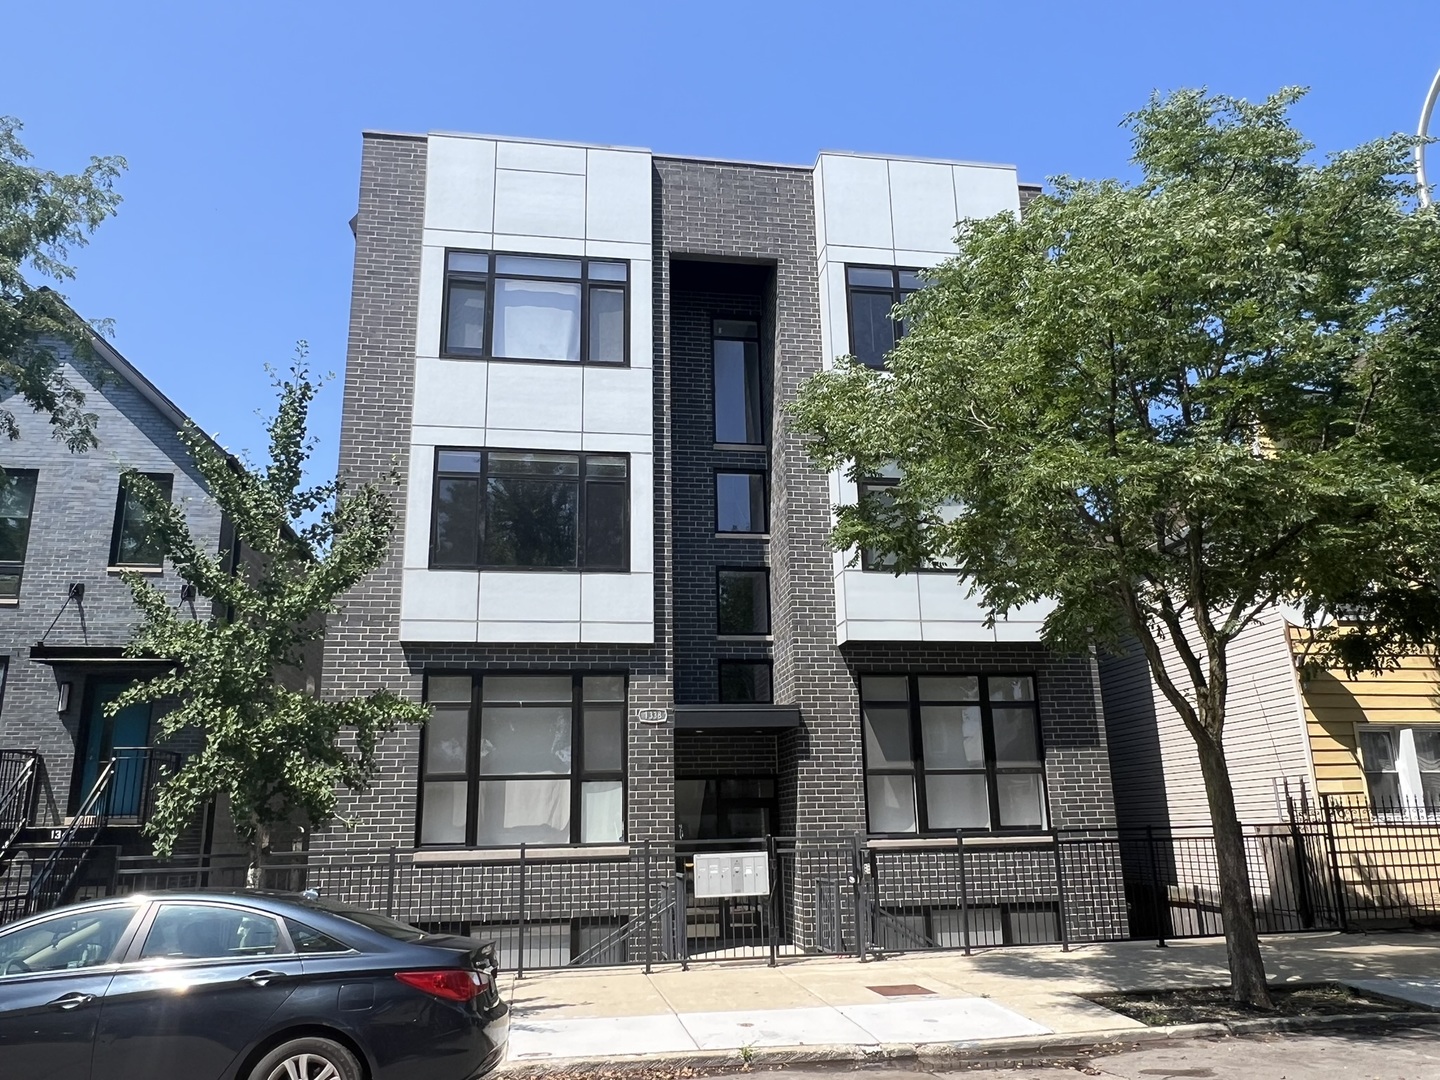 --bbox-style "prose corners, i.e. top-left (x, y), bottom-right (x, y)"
top-left (0, 750), bottom-right (39, 864)
top-left (9, 792), bottom-right (1436, 957)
